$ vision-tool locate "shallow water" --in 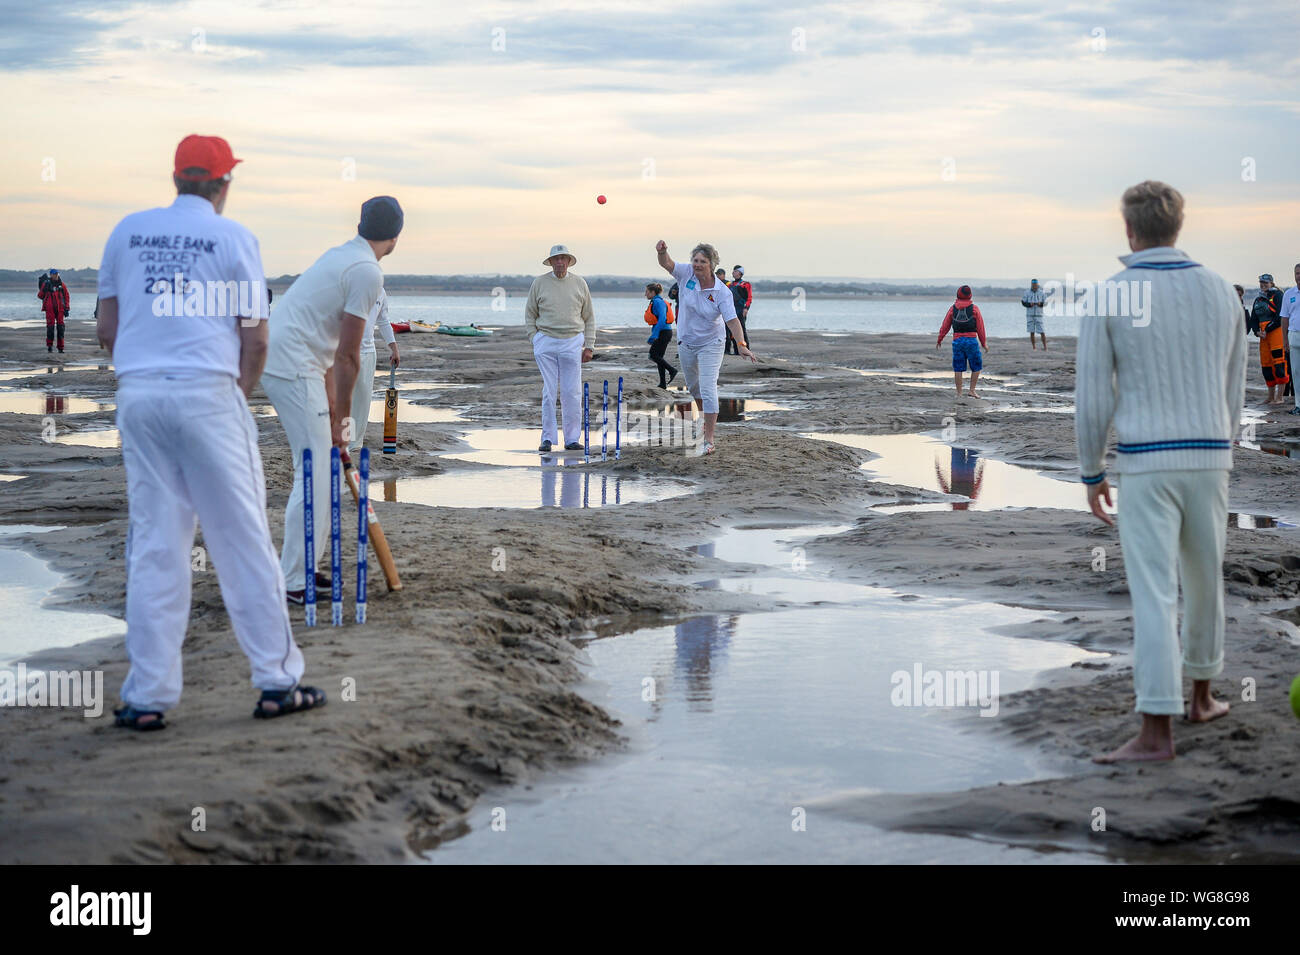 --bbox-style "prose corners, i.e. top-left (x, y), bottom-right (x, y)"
top-left (0, 392), bottom-right (114, 415)
top-left (52, 428), bottom-right (120, 449)
top-left (1239, 438), bottom-right (1300, 461)
top-left (0, 291), bottom-right (1089, 338)
top-left (441, 428), bottom-right (588, 467)
top-left (400, 380), bottom-right (476, 391)
top-left (0, 363), bottom-right (109, 381)
top-left (384, 468), bottom-right (693, 509)
top-left (632, 396), bottom-right (789, 422)
top-left (805, 432), bottom-right (1084, 511)
top-left (1229, 512), bottom-right (1297, 529)
top-left (851, 368), bottom-right (1009, 383)
top-left (0, 526), bottom-right (125, 667)
top-left (368, 396), bottom-right (463, 424)
top-left (431, 522), bottom-right (1105, 864)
